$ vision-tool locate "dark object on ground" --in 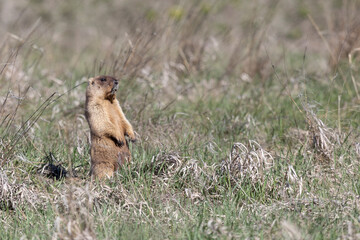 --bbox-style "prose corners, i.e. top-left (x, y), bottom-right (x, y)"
top-left (37, 152), bottom-right (68, 180)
